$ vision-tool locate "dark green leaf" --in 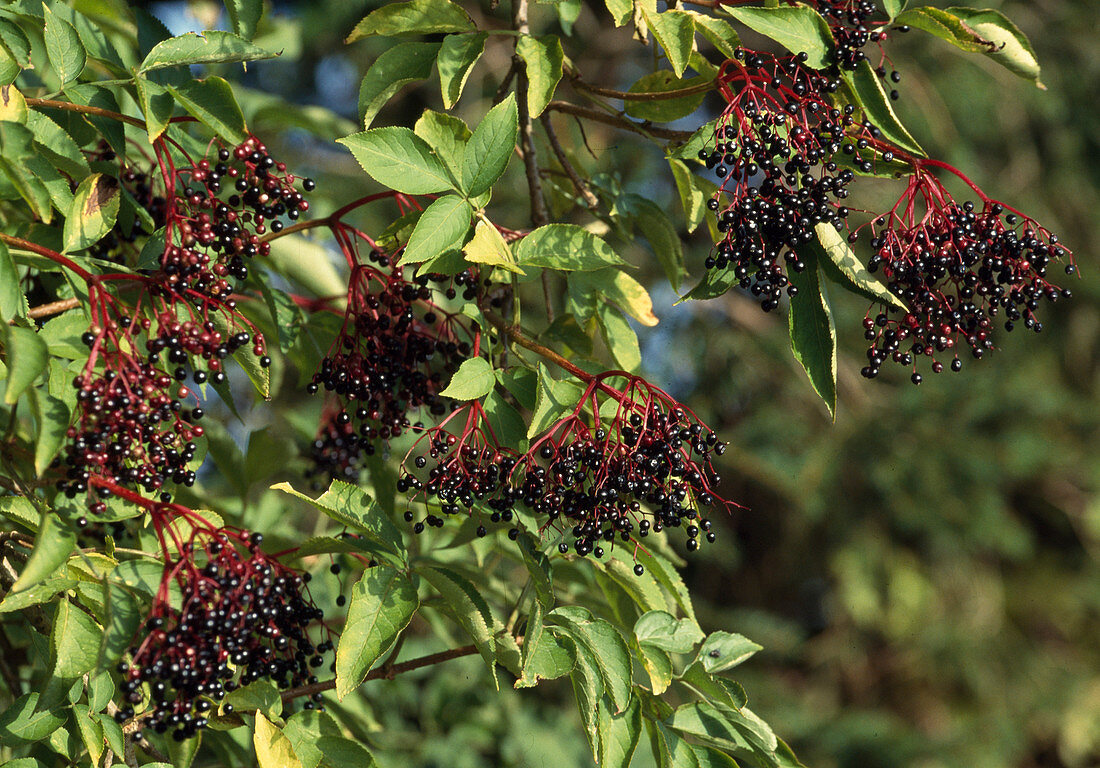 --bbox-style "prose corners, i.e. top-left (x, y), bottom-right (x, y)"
top-left (481, 389), bottom-right (527, 449)
top-left (843, 61), bottom-right (925, 157)
top-left (0, 693), bottom-right (66, 745)
top-left (63, 173), bottom-right (120, 254)
top-left (438, 33), bottom-right (486, 110)
top-left (461, 93), bottom-right (518, 197)
top-left (2, 324), bottom-right (48, 405)
top-left (724, 5), bottom-right (834, 69)
top-left (624, 71), bottom-right (708, 123)
top-left (32, 392), bottom-right (69, 476)
top-left (26, 110), bottom-right (89, 177)
top-left (515, 35), bottom-right (564, 117)
top-left (224, 0), bottom-right (264, 40)
top-left (271, 480), bottom-right (407, 560)
top-left (139, 31), bottom-right (277, 71)
top-left (439, 357), bottom-right (494, 400)
top-left (338, 128), bottom-right (455, 194)
top-left (51, 598), bottom-right (103, 677)
top-left (550, 605), bottom-right (633, 713)
top-left (623, 193), bottom-right (686, 289)
top-left (135, 77), bottom-right (175, 142)
top-left (787, 261), bottom-right (837, 418)
top-left (401, 194), bottom-right (472, 264)
top-left (167, 76), bottom-right (249, 144)
top-left (515, 224), bottom-right (624, 271)
top-left (346, 0), bottom-right (475, 42)
top-left (359, 42), bottom-right (441, 129)
top-left (691, 13), bottom-right (741, 59)
top-left (43, 6), bottom-right (86, 84)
